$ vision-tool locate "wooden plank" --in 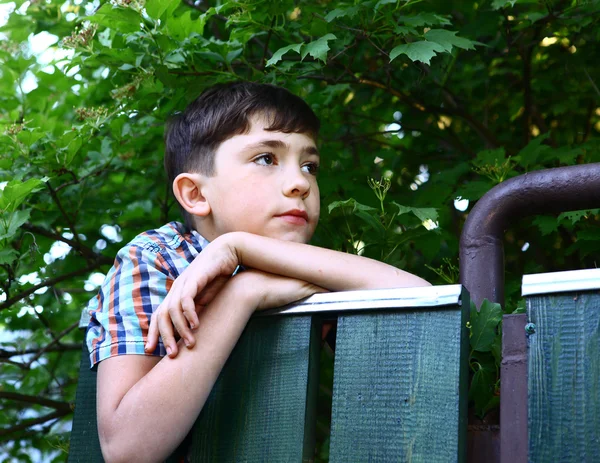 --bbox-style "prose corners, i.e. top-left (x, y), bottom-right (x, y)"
top-left (500, 313), bottom-right (527, 463)
top-left (68, 343), bottom-right (103, 463)
top-left (527, 290), bottom-right (600, 462)
top-left (68, 340), bottom-right (189, 462)
top-left (189, 315), bottom-right (320, 462)
top-left (329, 289), bottom-right (469, 462)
